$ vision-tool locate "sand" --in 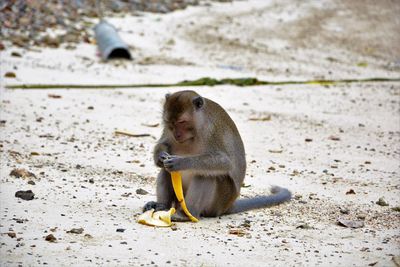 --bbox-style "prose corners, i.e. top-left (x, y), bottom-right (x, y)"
top-left (1, 0), bottom-right (399, 266)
